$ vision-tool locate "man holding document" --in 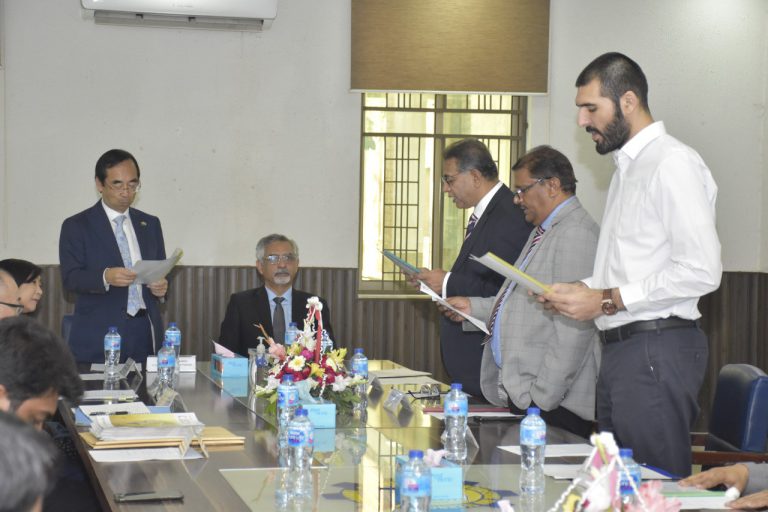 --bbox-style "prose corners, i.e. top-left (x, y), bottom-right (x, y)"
top-left (60, 149), bottom-right (169, 364)
top-left (409, 139), bottom-right (530, 398)
top-left (444, 146), bottom-right (599, 437)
